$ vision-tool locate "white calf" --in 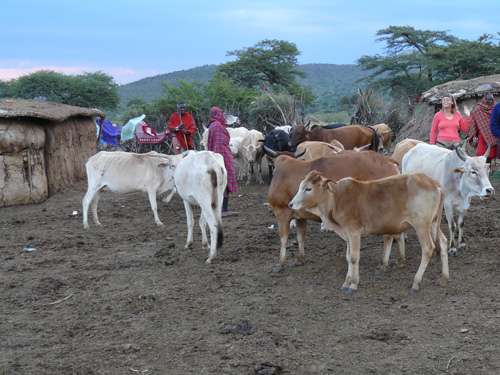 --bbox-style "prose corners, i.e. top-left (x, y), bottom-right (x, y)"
top-left (174, 151), bottom-right (228, 263)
